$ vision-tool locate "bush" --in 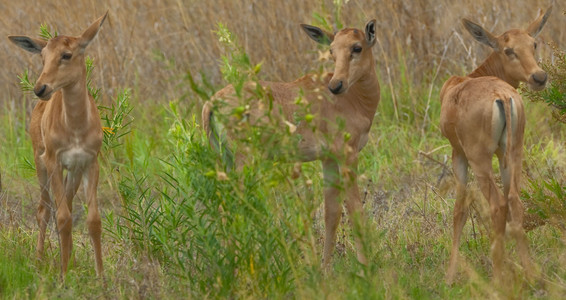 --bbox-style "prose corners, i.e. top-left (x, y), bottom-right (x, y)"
top-left (106, 23), bottom-right (325, 298)
top-left (524, 43), bottom-right (566, 123)
top-left (523, 38), bottom-right (566, 229)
